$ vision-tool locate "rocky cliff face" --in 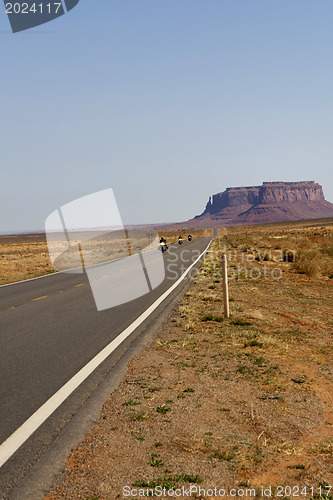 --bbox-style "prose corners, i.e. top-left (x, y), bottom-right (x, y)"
top-left (205, 186), bottom-right (260, 214)
top-left (258, 181), bottom-right (325, 204)
top-left (188, 181), bottom-right (333, 227)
